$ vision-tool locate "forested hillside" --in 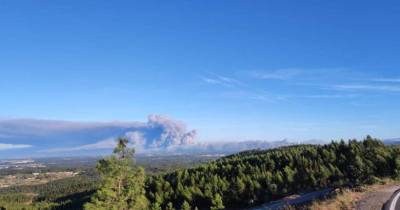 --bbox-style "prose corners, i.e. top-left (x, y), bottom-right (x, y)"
top-left (146, 136), bottom-right (400, 209)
